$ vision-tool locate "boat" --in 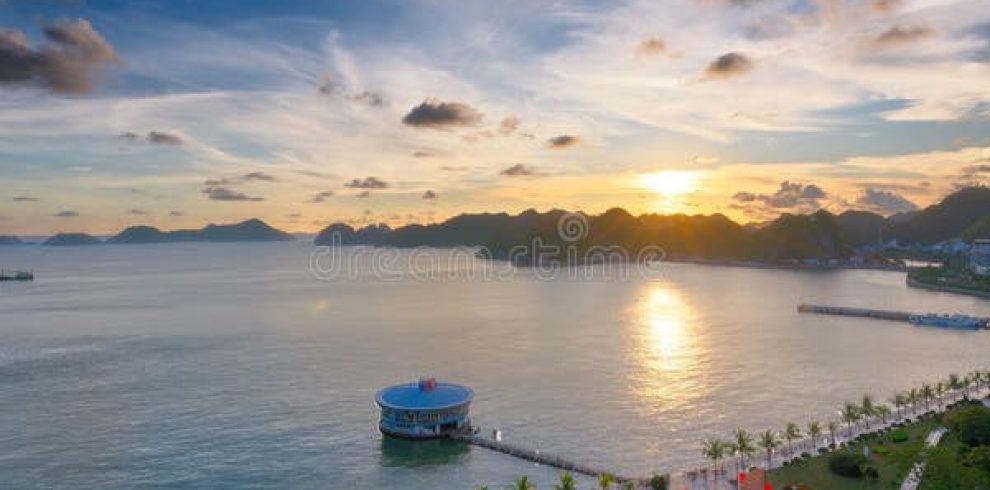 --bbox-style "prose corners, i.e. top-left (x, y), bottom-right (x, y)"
top-left (908, 313), bottom-right (985, 330)
top-left (0, 270), bottom-right (34, 281)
